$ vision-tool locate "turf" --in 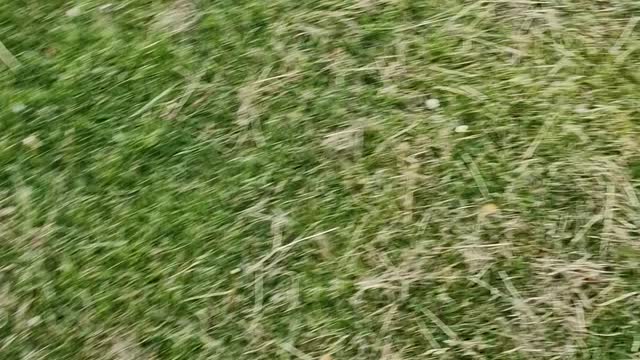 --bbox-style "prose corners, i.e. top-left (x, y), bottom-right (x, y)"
top-left (1, 0), bottom-right (640, 359)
